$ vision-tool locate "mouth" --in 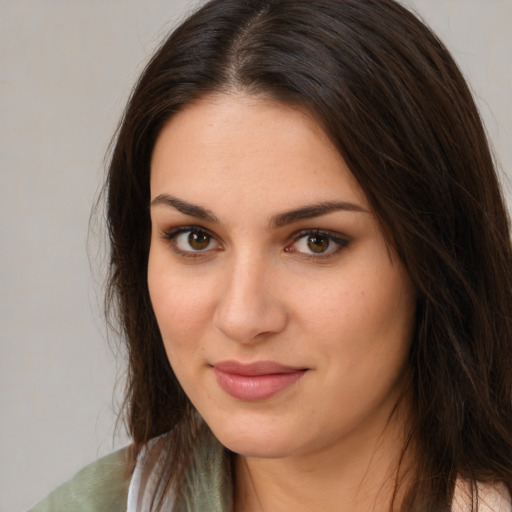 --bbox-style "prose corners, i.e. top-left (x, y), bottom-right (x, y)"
top-left (211, 360), bottom-right (308, 402)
